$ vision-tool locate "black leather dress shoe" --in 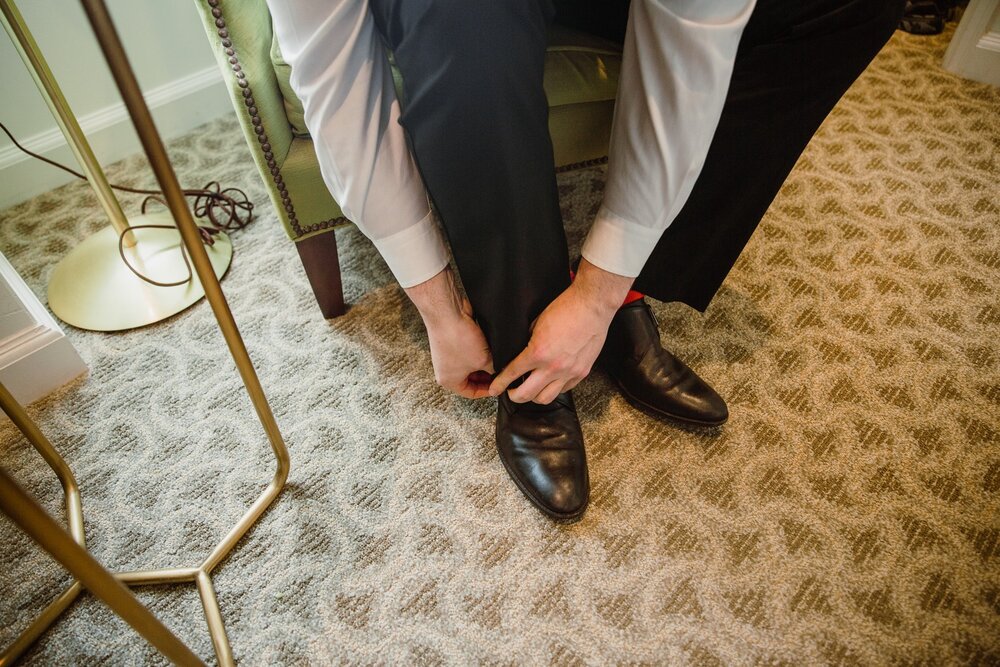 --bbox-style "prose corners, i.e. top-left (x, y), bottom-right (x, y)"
top-left (599, 299), bottom-right (728, 426)
top-left (495, 392), bottom-right (589, 521)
